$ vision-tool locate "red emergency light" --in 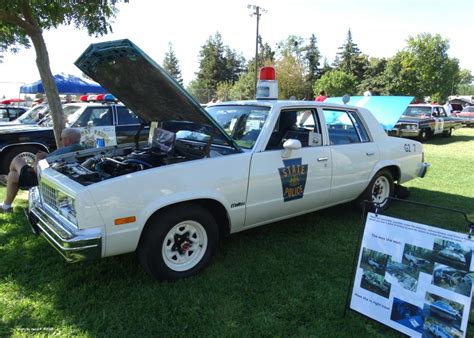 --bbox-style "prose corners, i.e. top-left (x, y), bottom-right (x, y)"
top-left (259, 66), bottom-right (276, 81)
